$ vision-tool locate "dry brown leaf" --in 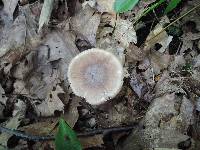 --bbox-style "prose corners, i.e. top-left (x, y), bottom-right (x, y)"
top-left (168, 55), bottom-right (186, 72)
top-left (13, 31), bottom-right (78, 99)
top-left (21, 121), bottom-right (57, 136)
top-left (130, 69), bottom-right (147, 98)
top-left (180, 32), bottom-right (200, 54)
top-left (194, 54), bottom-right (200, 68)
top-left (96, 0), bottom-right (115, 13)
top-left (155, 71), bottom-right (186, 96)
top-left (0, 5), bottom-right (40, 66)
top-left (97, 37), bottom-right (126, 64)
top-left (97, 100), bottom-right (137, 127)
top-left (71, 5), bottom-right (101, 46)
top-left (0, 85), bottom-right (7, 118)
top-left (21, 98), bottom-right (80, 137)
top-left (198, 40), bottom-right (200, 49)
top-left (79, 134), bottom-right (104, 149)
top-left (34, 84), bottom-right (65, 116)
top-left (0, 84), bottom-right (7, 106)
top-left (126, 44), bottom-right (147, 63)
top-left (63, 96), bottom-right (80, 127)
top-left (12, 99), bottom-right (26, 117)
top-left (134, 93), bottom-right (194, 148)
top-left (82, 0), bottom-right (96, 8)
top-left (38, 0), bottom-right (54, 31)
top-left (149, 51), bottom-right (172, 75)
top-left (114, 18), bottom-right (137, 48)
top-left (145, 16), bottom-right (172, 52)
top-left (1, 99), bottom-right (27, 146)
top-left (12, 51), bottom-right (35, 80)
top-left (181, 0), bottom-right (200, 31)
top-left (2, 0), bottom-right (19, 21)
top-left (0, 113), bottom-right (22, 146)
top-left (117, 0), bottom-right (156, 24)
